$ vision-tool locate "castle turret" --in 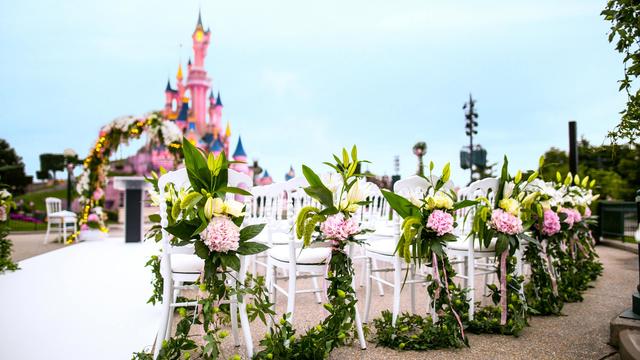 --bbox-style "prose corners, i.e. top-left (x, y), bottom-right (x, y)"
top-left (187, 10), bottom-right (212, 135)
top-left (176, 63), bottom-right (185, 99)
top-left (186, 122), bottom-right (199, 144)
top-left (230, 136), bottom-right (249, 175)
top-left (285, 166), bottom-right (295, 181)
top-left (164, 78), bottom-right (177, 115)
